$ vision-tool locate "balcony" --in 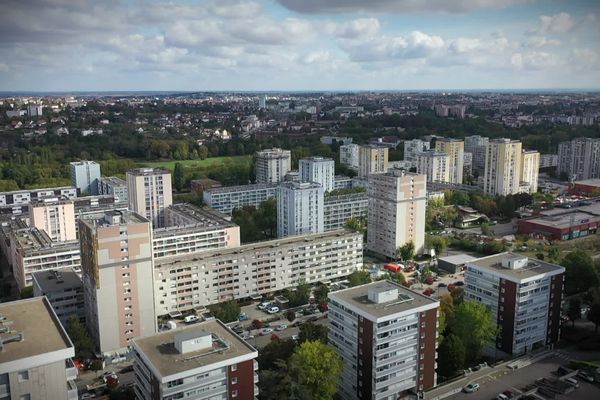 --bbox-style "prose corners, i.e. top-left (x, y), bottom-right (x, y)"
top-left (0, 384), bottom-right (9, 399)
top-left (66, 359), bottom-right (78, 380)
top-left (254, 373), bottom-right (259, 383)
top-left (255, 385), bottom-right (260, 396)
top-left (254, 360), bottom-right (259, 371)
top-left (67, 380), bottom-right (78, 400)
